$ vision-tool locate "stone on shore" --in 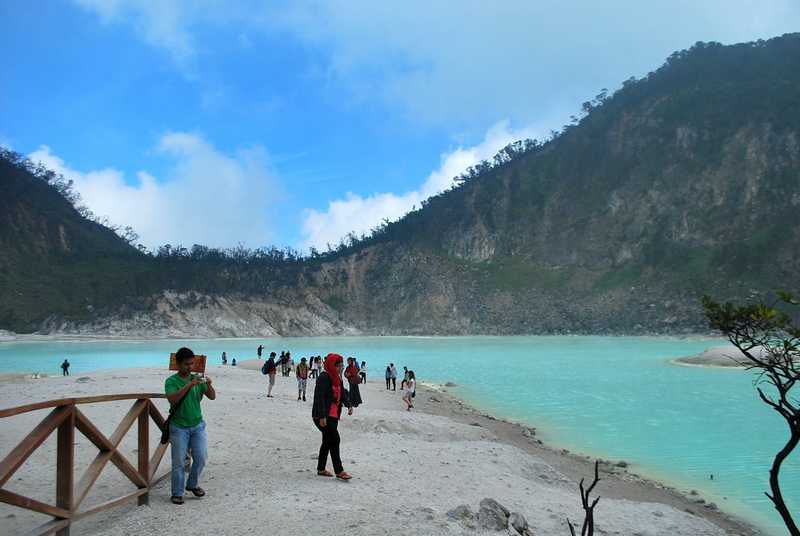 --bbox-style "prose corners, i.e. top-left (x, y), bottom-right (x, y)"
top-left (478, 498), bottom-right (510, 530)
